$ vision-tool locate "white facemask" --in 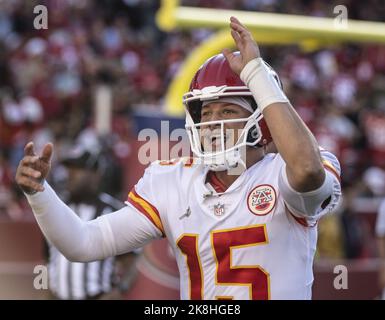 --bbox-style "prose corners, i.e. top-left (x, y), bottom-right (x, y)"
top-left (185, 96), bottom-right (263, 172)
